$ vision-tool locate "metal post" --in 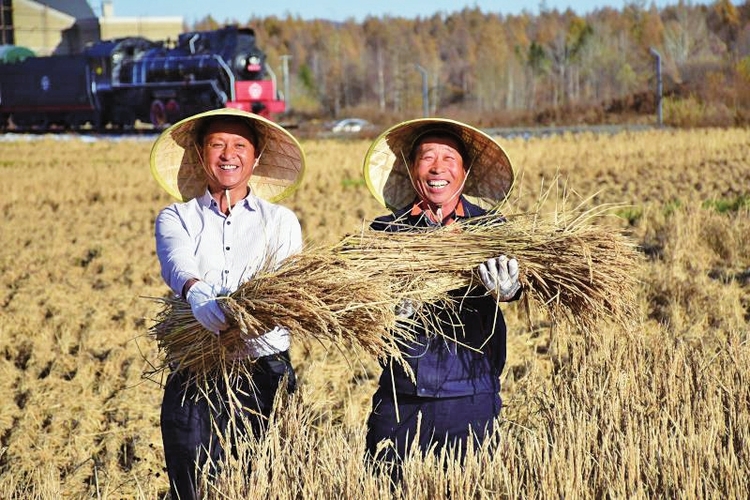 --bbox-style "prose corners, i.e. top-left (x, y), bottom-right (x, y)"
top-left (280, 54), bottom-right (292, 113)
top-left (649, 47), bottom-right (663, 127)
top-left (0, 0), bottom-right (7, 44)
top-left (414, 64), bottom-right (429, 117)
